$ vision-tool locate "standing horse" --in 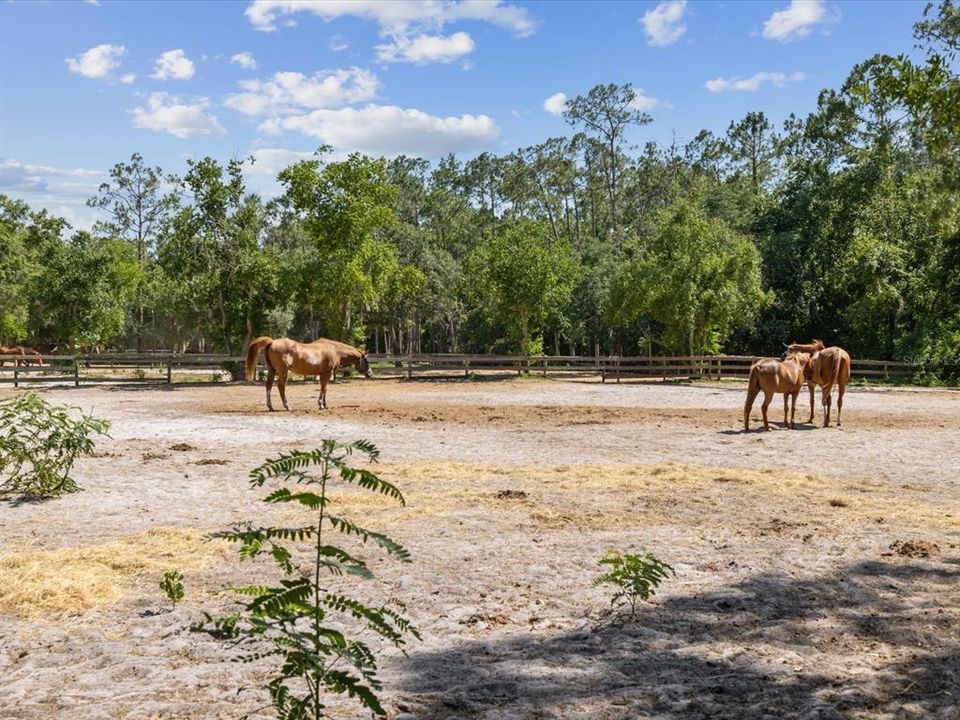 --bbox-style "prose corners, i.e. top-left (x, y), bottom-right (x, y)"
top-left (743, 352), bottom-right (810, 431)
top-left (244, 336), bottom-right (371, 411)
top-left (0, 345), bottom-right (44, 367)
top-left (787, 340), bottom-right (850, 427)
